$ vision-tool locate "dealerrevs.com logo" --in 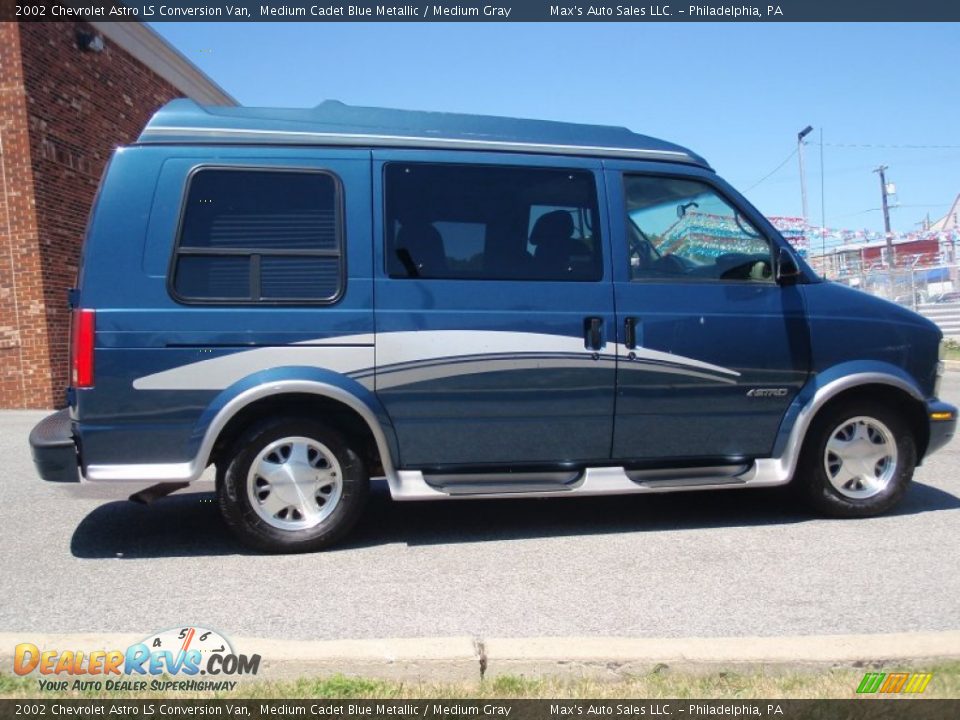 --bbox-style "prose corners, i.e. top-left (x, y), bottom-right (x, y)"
top-left (14, 626), bottom-right (261, 692)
